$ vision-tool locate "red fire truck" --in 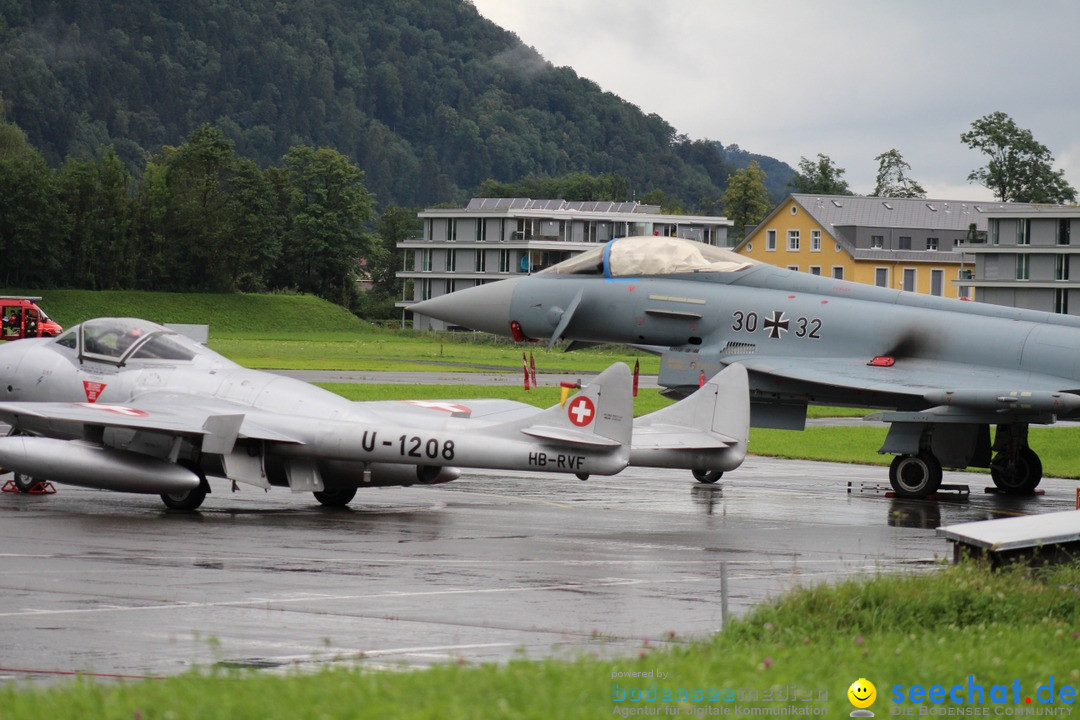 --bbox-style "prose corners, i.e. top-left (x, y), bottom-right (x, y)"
top-left (1, 297), bottom-right (63, 340)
